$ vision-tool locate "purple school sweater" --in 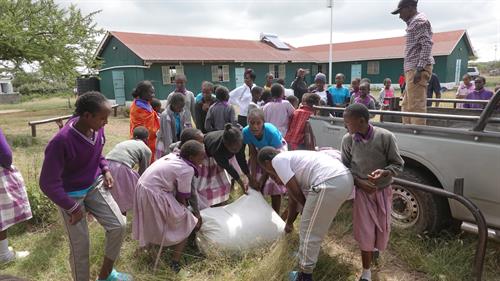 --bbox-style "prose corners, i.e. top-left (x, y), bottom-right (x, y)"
top-left (0, 129), bottom-right (13, 168)
top-left (464, 89), bottom-right (494, 109)
top-left (39, 118), bottom-right (109, 213)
